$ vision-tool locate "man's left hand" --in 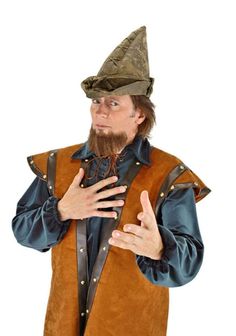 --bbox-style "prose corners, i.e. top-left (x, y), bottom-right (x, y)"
top-left (108, 190), bottom-right (164, 260)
